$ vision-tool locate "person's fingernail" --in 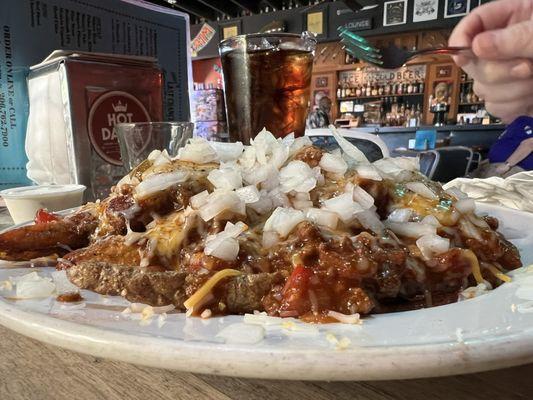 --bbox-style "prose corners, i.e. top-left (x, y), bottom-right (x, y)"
top-left (474, 31), bottom-right (498, 56)
top-left (510, 61), bottom-right (533, 79)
